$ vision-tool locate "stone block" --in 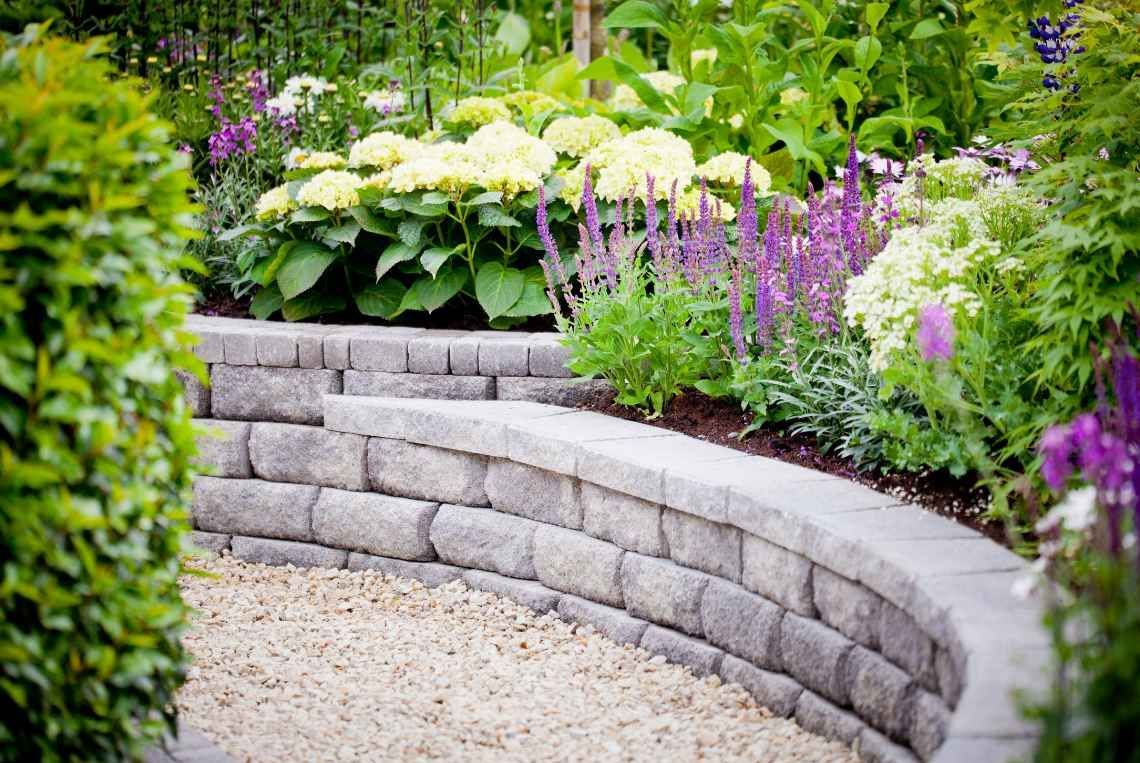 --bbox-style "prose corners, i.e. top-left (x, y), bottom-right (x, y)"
top-left (662, 510), bottom-right (742, 582)
top-left (255, 332), bottom-right (298, 367)
top-left (313, 489), bottom-right (438, 561)
top-left (192, 477), bottom-right (317, 541)
top-left (533, 525), bottom-right (624, 607)
top-left (346, 553), bottom-right (464, 588)
top-left (191, 328), bottom-right (225, 363)
top-left (368, 438), bottom-right (489, 506)
top-left (478, 337), bottom-right (530, 376)
top-left (249, 423), bottom-right (367, 491)
top-left (210, 365), bottom-right (341, 425)
top-left (946, 645), bottom-right (1050, 739)
top-left (879, 602), bottom-right (939, 692)
top-left (496, 377), bottom-right (611, 407)
top-left (846, 646), bottom-right (914, 741)
top-left (323, 333), bottom-right (351, 370)
top-left (485, 459), bottom-right (581, 528)
top-left (430, 505), bottom-right (539, 579)
top-left (351, 330), bottom-right (419, 372)
top-left (462, 570), bottom-right (561, 613)
top-left (193, 419), bottom-right (251, 478)
top-left (934, 648), bottom-right (962, 708)
top-left (780, 613), bottom-right (853, 706)
top-left (579, 434), bottom-right (738, 505)
top-left (178, 370), bottom-right (211, 417)
top-left (527, 335), bottom-right (573, 378)
top-left (640, 626), bottom-right (724, 677)
top-left (741, 534), bottom-right (816, 617)
top-left (794, 691), bottom-right (866, 745)
top-left (621, 554), bottom-right (710, 637)
top-left (343, 370), bottom-right (494, 400)
top-left (449, 335), bottom-right (480, 375)
top-left (297, 333), bottom-right (324, 368)
top-left (223, 330), bottom-right (259, 365)
top-left (664, 456), bottom-right (814, 525)
top-left (557, 595), bottom-right (648, 646)
top-left (859, 729), bottom-right (921, 763)
top-left (407, 333), bottom-right (461, 375)
top-left (930, 736), bottom-right (1035, 763)
top-left (230, 536), bottom-right (346, 569)
top-left (718, 656), bottom-right (802, 717)
top-left (700, 578), bottom-right (784, 671)
top-left (909, 690), bottom-right (950, 761)
top-left (507, 411), bottom-right (665, 477)
top-left (580, 482), bottom-right (664, 556)
top-left (814, 566), bottom-right (882, 650)
top-left (188, 531), bottom-right (231, 557)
